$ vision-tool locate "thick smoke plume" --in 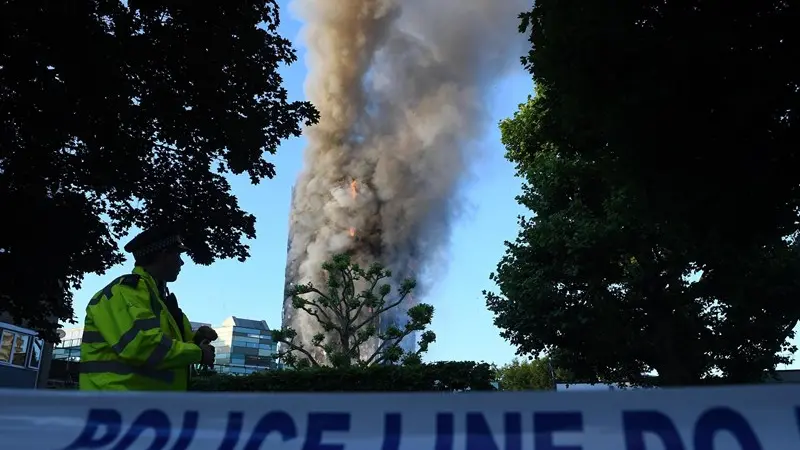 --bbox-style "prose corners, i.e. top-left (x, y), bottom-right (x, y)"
top-left (283, 0), bottom-right (529, 363)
